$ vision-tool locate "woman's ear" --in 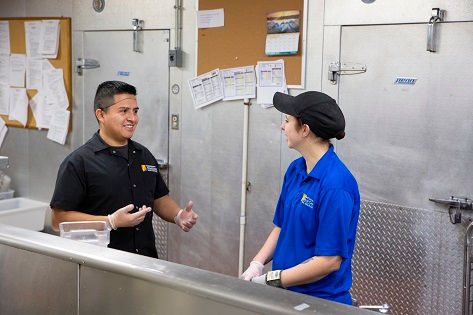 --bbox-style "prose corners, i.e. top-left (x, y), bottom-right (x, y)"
top-left (302, 124), bottom-right (311, 137)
